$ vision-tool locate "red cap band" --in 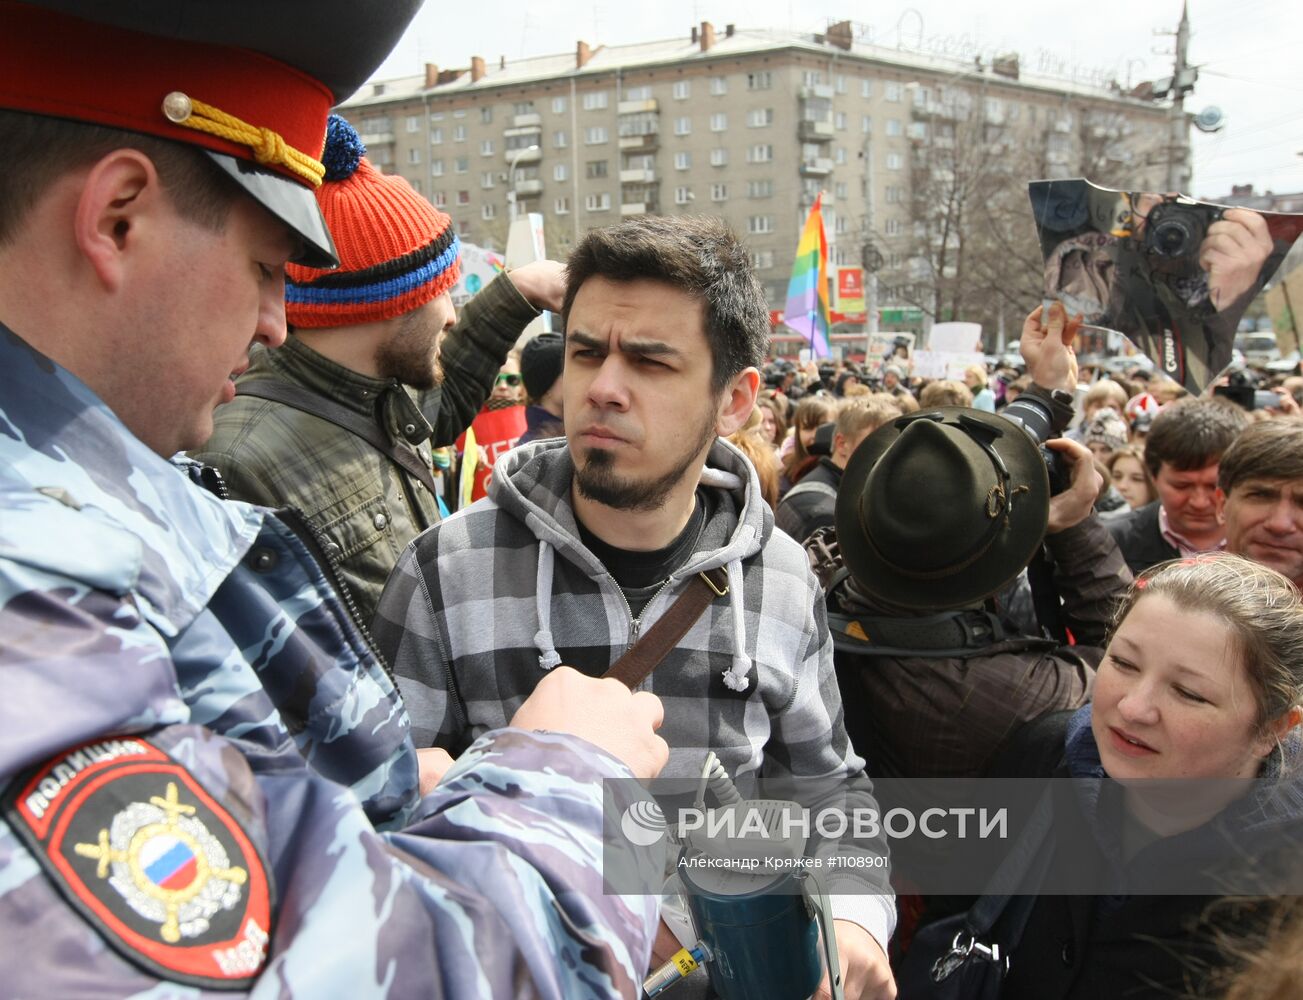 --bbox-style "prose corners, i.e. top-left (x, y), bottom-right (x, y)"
top-left (0, 2), bottom-right (332, 189)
